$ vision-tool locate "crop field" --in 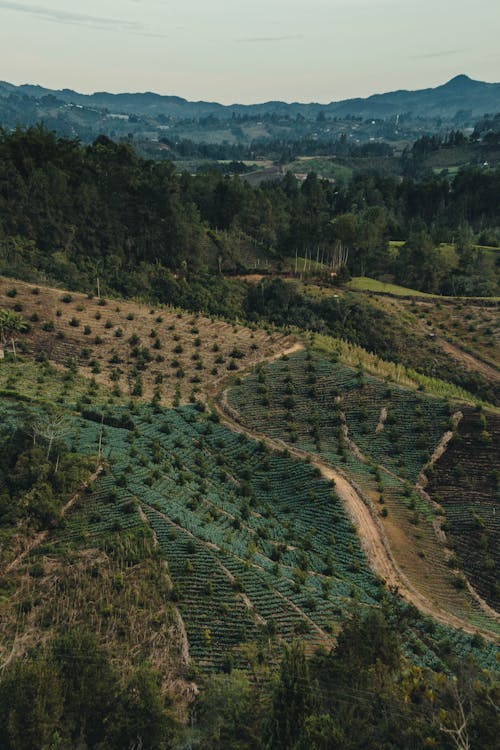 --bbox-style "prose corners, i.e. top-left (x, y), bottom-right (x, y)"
top-left (0, 276), bottom-right (292, 405)
top-left (37, 398), bottom-right (383, 669)
top-left (226, 349), bottom-right (500, 635)
top-left (227, 349), bottom-right (452, 482)
top-left (369, 294), bottom-right (500, 373)
top-left (0, 358), bottom-right (498, 673)
top-left (427, 408), bottom-right (500, 610)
